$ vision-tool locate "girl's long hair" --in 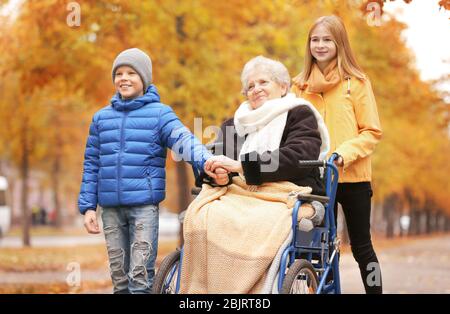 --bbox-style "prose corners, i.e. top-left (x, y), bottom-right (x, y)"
top-left (294, 15), bottom-right (366, 85)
